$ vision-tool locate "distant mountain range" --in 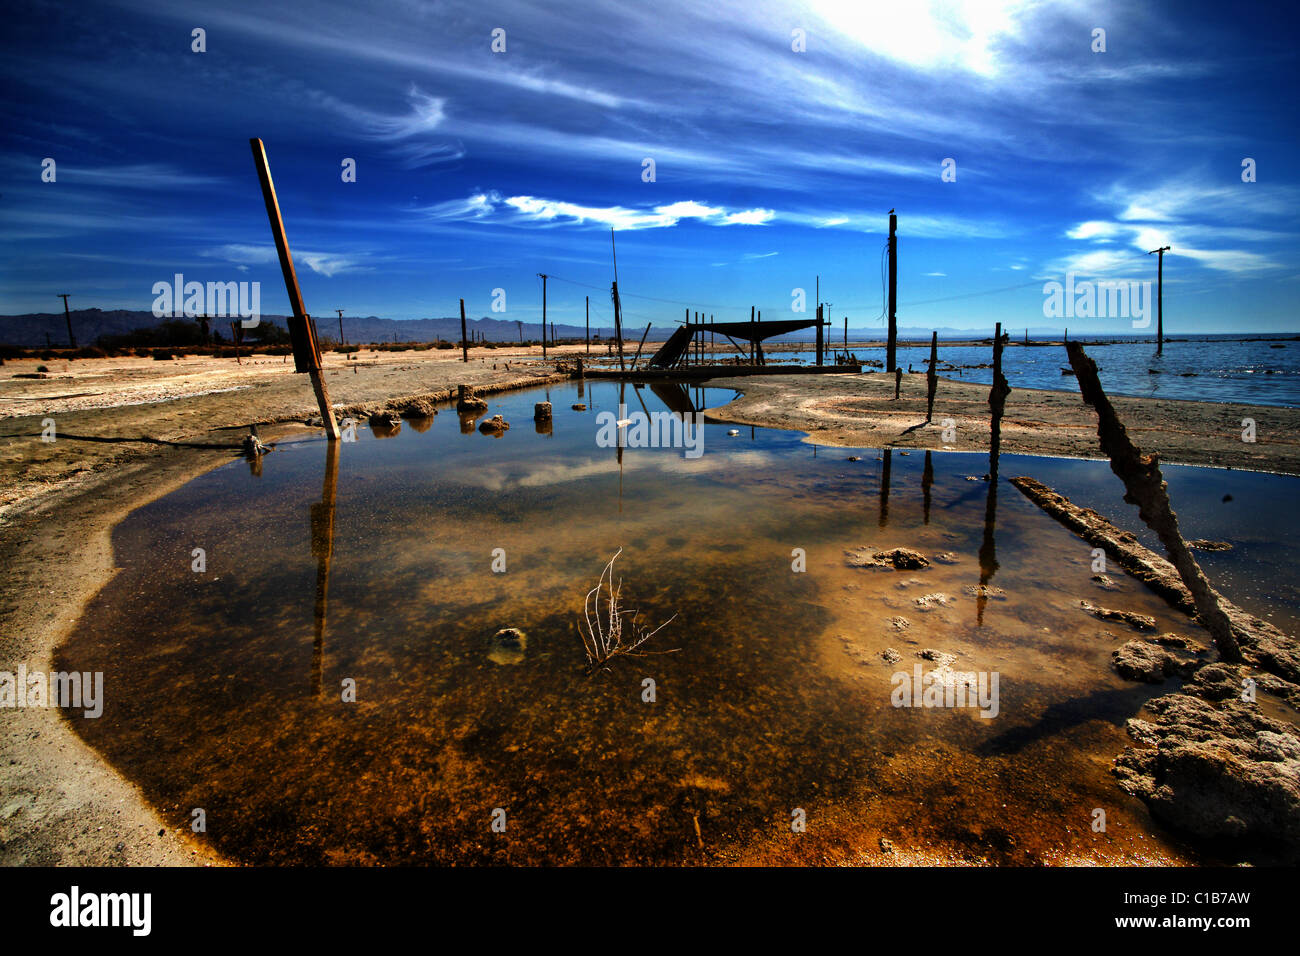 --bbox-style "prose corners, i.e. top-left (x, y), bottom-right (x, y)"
top-left (0, 308), bottom-right (1244, 348)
